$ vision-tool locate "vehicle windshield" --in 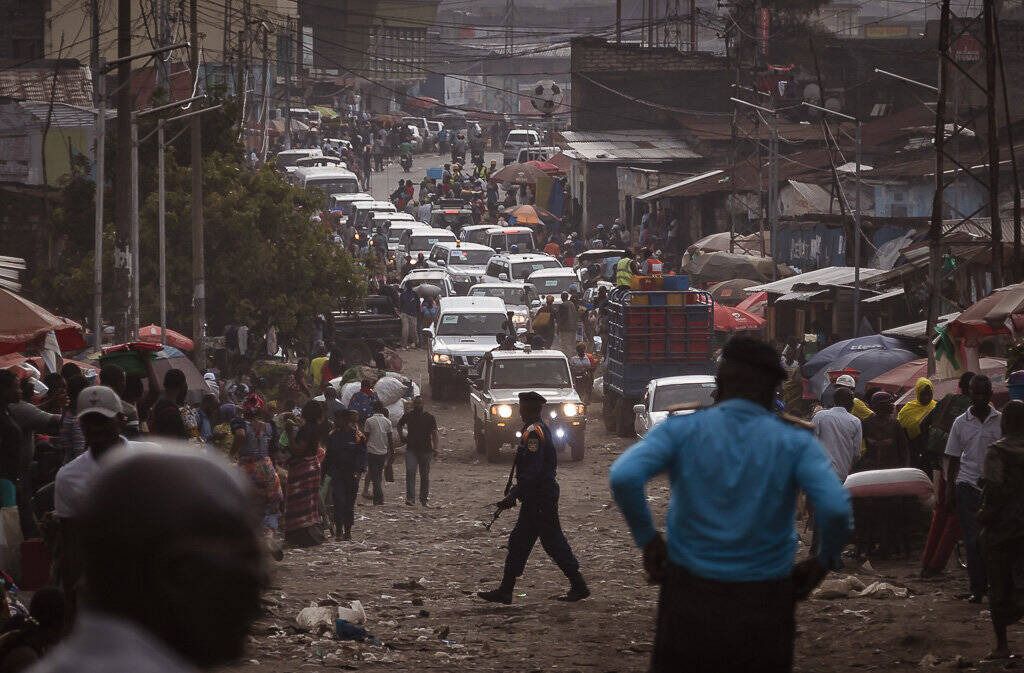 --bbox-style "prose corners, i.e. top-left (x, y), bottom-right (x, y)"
top-left (404, 277), bottom-right (449, 296)
top-left (388, 228), bottom-right (418, 243)
top-left (436, 312), bottom-right (506, 336)
top-left (511, 259), bottom-right (560, 279)
top-left (491, 358), bottom-right (571, 388)
top-left (277, 153), bottom-right (310, 168)
top-left (410, 233), bottom-right (456, 250)
top-left (449, 249), bottom-right (494, 265)
top-left (431, 212), bottom-right (473, 229)
top-left (308, 178), bottom-right (359, 196)
top-left (532, 274), bottom-right (577, 294)
top-left (462, 229), bottom-right (490, 245)
top-left (508, 132), bottom-right (534, 143)
top-left (491, 232), bottom-right (535, 251)
top-left (652, 382), bottom-right (717, 411)
top-left (469, 286), bottom-right (527, 305)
